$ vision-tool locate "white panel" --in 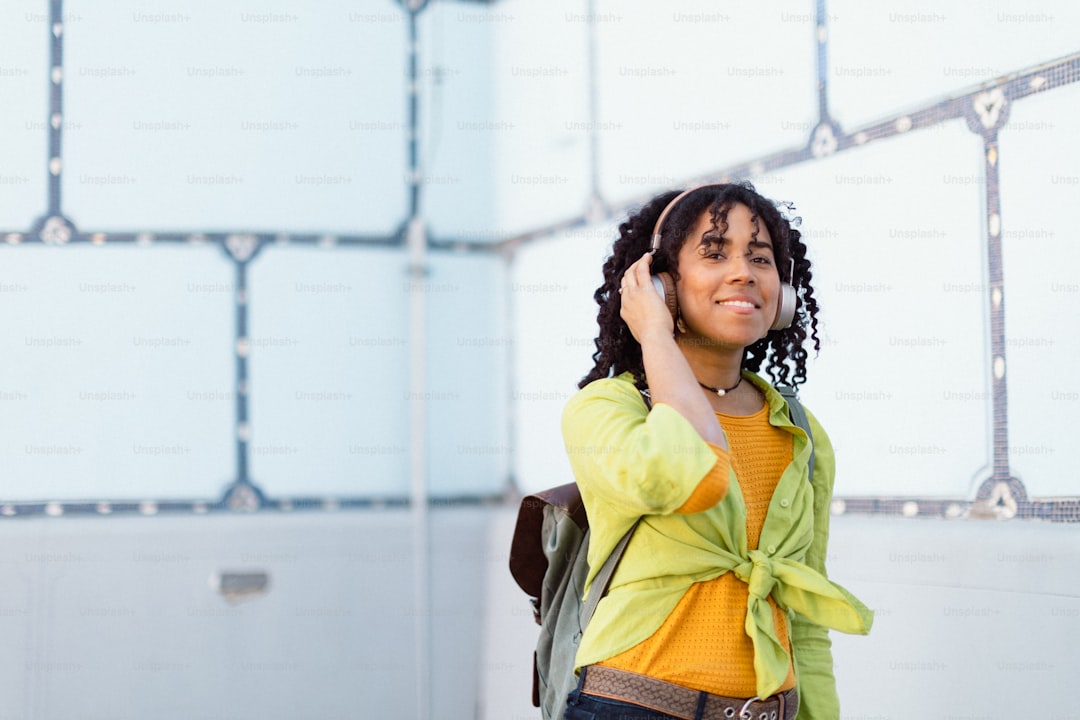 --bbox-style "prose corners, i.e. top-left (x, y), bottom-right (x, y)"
top-left (827, 516), bottom-right (1080, 718)
top-left (828, 0), bottom-right (1080, 130)
top-left (62, 0), bottom-right (408, 234)
top-left (0, 0), bottom-right (49, 229)
top-left (0, 244), bottom-right (234, 501)
top-left (998, 84), bottom-right (1080, 498)
top-left (0, 566), bottom-right (32, 707)
top-left (594, 0), bottom-right (817, 205)
top-left (512, 222), bottom-right (614, 494)
top-left (0, 510), bottom-right (490, 719)
top-left (425, 253), bottom-right (510, 497)
top-left (771, 124), bottom-right (989, 498)
top-left (248, 247), bottom-right (506, 498)
top-left (487, 0), bottom-right (592, 236)
top-left (417, 2), bottom-right (500, 238)
top-left (247, 246), bottom-right (410, 498)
